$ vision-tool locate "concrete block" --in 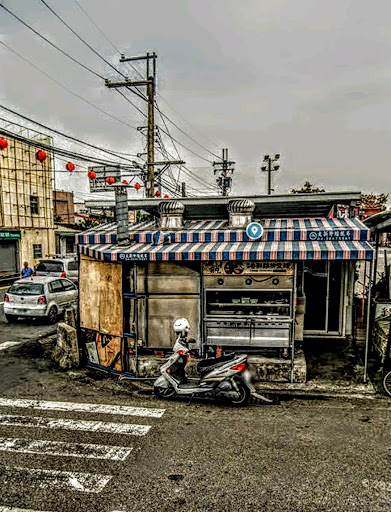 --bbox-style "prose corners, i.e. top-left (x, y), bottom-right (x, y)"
top-left (131, 348), bottom-right (307, 383)
top-left (53, 322), bottom-right (79, 369)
